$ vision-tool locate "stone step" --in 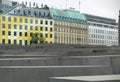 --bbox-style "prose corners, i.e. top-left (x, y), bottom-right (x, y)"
top-left (0, 56), bottom-right (111, 66)
top-left (0, 66), bottom-right (112, 82)
top-left (0, 55), bottom-right (118, 66)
